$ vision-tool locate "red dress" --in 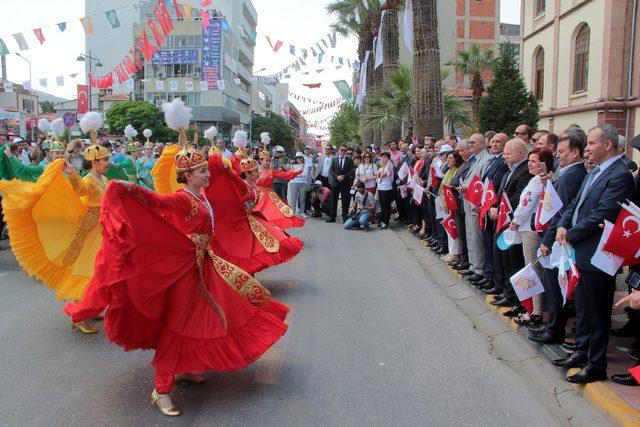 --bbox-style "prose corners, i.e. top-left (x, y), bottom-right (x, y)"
top-left (64, 183), bottom-right (288, 393)
top-left (206, 154), bottom-right (303, 275)
top-left (255, 168), bottom-right (305, 229)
